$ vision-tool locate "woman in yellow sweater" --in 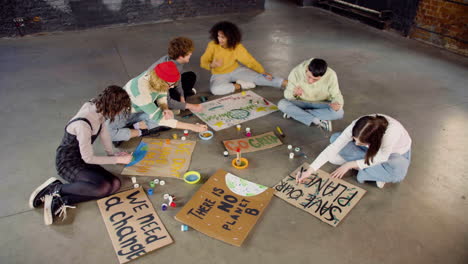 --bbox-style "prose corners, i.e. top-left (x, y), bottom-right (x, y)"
top-left (200, 21), bottom-right (288, 95)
